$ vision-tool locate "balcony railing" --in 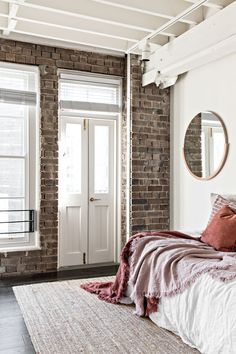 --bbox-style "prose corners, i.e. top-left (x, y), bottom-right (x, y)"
top-left (0, 209), bottom-right (35, 235)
